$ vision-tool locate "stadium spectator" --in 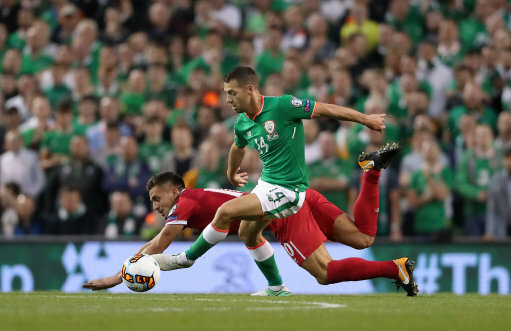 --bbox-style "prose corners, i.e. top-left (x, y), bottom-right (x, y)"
top-left (162, 124), bottom-right (198, 177)
top-left (103, 191), bottom-right (140, 238)
top-left (5, 74), bottom-right (39, 121)
top-left (456, 125), bottom-right (501, 236)
top-left (74, 95), bottom-right (98, 135)
top-left (302, 13), bottom-right (336, 68)
top-left (496, 112), bottom-right (511, 151)
top-left (39, 99), bottom-right (76, 170)
top-left (52, 4), bottom-right (80, 46)
top-left (91, 120), bottom-right (122, 169)
top-left (102, 135), bottom-right (152, 212)
top-left (485, 144), bottom-right (511, 240)
top-left (0, 183), bottom-right (40, 236)
top-left (447, 82), bottom-right (498, 139)
top-left (44, 135), bottom-right (106, 220)
top-left (138, 116), bottom-right (173, 174)
top-left (340, 2), bottom-right (379, 51)
top-left (407, 137), bottom-right (453, 240)
top-left (188, 139), bottom-right (228, 189)
top-left (0, 130), bottom-right (44, 197)
top-left (49, 186), bottom-right (92, 235)
top-left (7, 7), bottom-right (33, 51)
top-left (416, 38), bottom-right (453, 120)
top-left (86, 97), bottom-right (130, 154)
top-left (99, 6), bottom-right (130, 45)
top-left (308, 131), bottom-right (352, 211)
